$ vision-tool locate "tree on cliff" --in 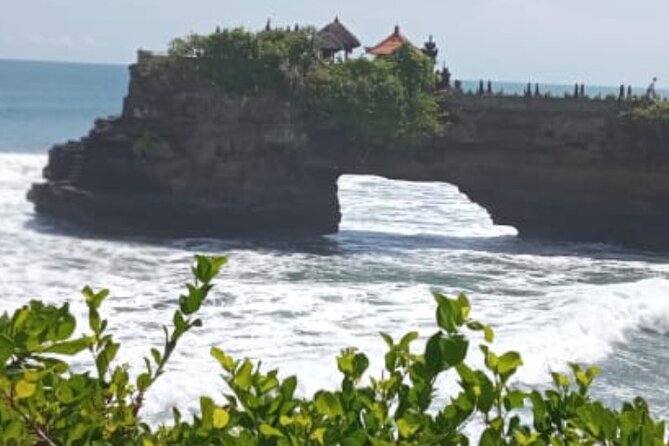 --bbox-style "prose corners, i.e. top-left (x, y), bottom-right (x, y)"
top-left (167, 25), bottom-right (442, 142)
top-left (168, 27), bottom-right (316, 94)
top-left (307, 44), bottom-right (441, 141)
